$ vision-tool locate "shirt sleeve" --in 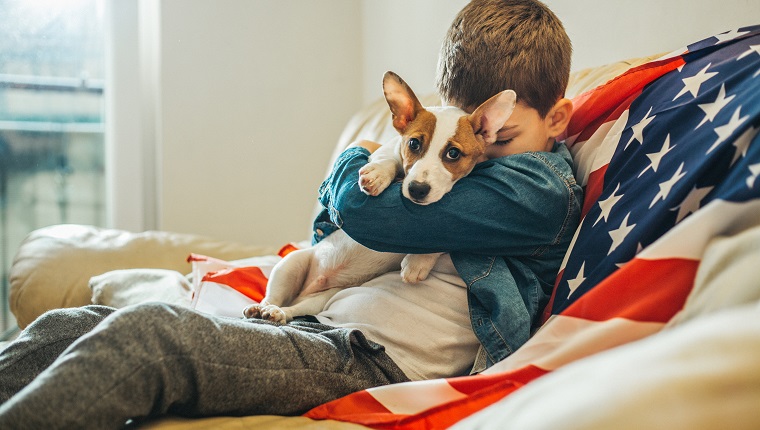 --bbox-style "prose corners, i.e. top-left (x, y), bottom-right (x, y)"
top-left (318, 146), bottom-right (576, 256)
